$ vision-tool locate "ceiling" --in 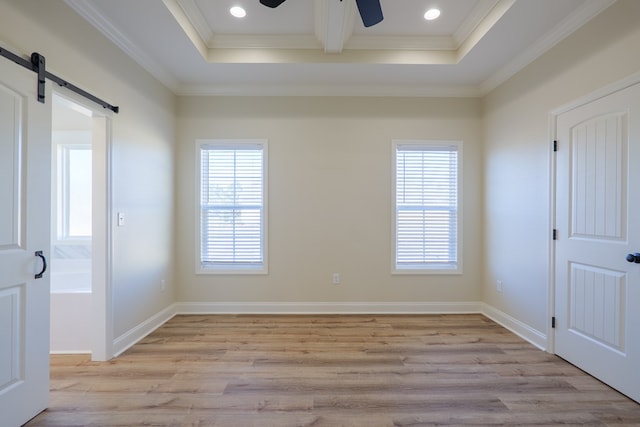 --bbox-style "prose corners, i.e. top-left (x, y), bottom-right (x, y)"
top-left (64, 0), bottom-right (615, 97)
